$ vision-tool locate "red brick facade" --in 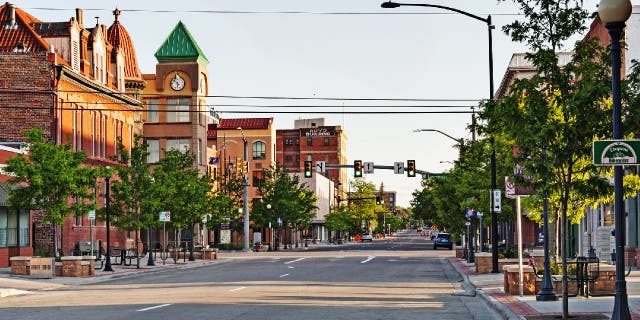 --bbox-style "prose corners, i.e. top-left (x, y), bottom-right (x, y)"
top-left (276, 125), bottom-right (347, 194)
